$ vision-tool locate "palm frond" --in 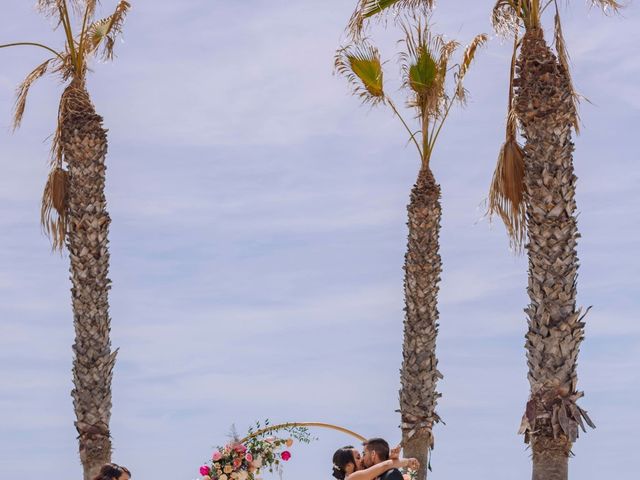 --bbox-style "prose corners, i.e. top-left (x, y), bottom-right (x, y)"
top-left (458, 34), bottom-right (488, 81)
top-left (492, 0), bottom-right (521, 36)
top-left (492, 0), bottom-right (548, 33)
top-left (455, 33), bottom-right (488, 104)
top-left (400, 19), bottom-right (453, 116)
top-left (437, 39), bottom-right (459, 77)
top-left (41, 166), bottom-right (69, 251)
top-left (36, 0), bottom-right (84, 22)
top-left (83, 0), bottom-right (100, 21)
top-left (36, 0), bottom-right (66, 15)
top-left (488, 133), bottom-right (526, 250)
top-left (83, 0), bottom-right (131, 61)
top-left (408, 48), bottom-right (438, 93)
top-left (13, 59), bottom-right (55, 130)
top-left (348, 0), bottom-right (434, 38)
top-left (488, 30), bottom-right (526, 250)
top-left (335, 42), bottom-right (386, 106)
top-left (553, 3), bottom-right (580, 133)
top-left (590, 0), bottom-right (623, 14)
